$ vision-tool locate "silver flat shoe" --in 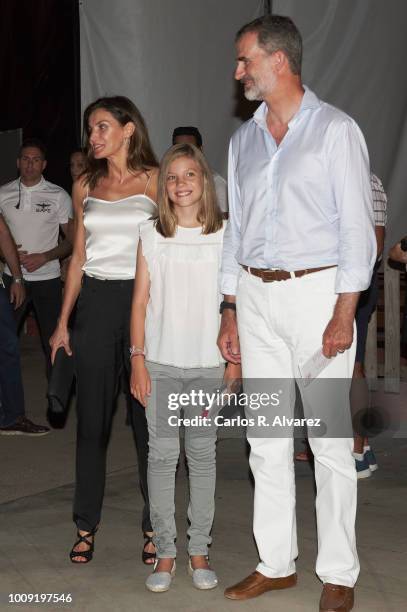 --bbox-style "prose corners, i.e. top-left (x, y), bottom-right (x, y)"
top-left (145, 559), bottom-right (176, 593)
top-left (188, 558), bottom-right (218, 590)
